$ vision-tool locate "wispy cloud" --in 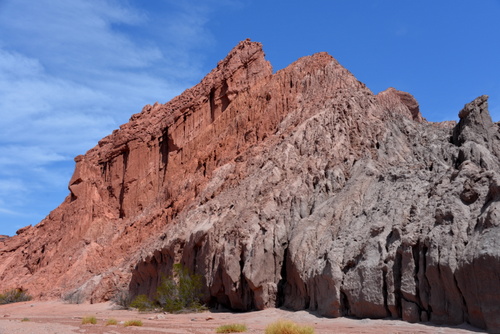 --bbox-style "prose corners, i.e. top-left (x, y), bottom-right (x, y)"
top-left (0, 179), bottom-right (27, 196)
top-left (0, 207), bottom-right (25, 216)
top-left (0, 0), bottom-right (232, 235)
